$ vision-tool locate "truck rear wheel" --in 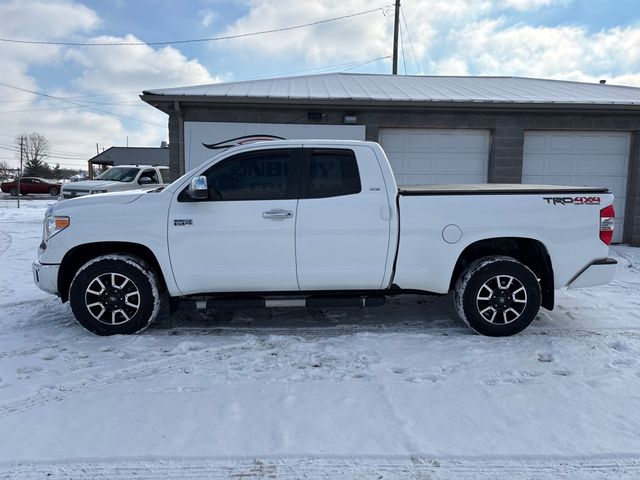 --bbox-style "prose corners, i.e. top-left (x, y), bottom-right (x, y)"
top-left (69, 254), bottom-right (163, 335)
top-left (454, 256), bottom-right (541, 336)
